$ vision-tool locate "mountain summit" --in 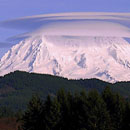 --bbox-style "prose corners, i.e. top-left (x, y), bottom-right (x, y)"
top-left (0, 12), bottom-right (130, 83)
